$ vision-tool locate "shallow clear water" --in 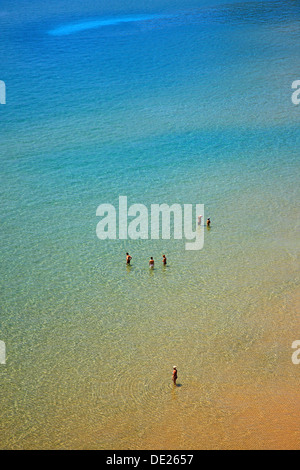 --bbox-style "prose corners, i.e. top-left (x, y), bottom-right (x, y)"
top-left (0, 0), bottom-right (299, 449)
